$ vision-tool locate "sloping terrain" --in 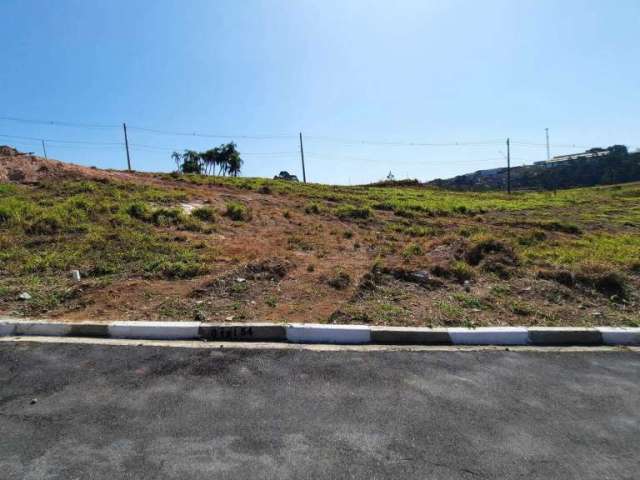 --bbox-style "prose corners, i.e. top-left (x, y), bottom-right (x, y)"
top-left (429, 147), bottom-right (640, 191)
top-left (1, 147), bottom-right (638, 326)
